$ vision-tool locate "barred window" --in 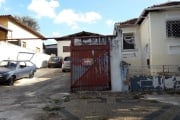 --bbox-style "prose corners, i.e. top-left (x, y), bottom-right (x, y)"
top-left (123, 33), bottom-right (135, 49)
top-left (166, 20), bottom-right (180, 38)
